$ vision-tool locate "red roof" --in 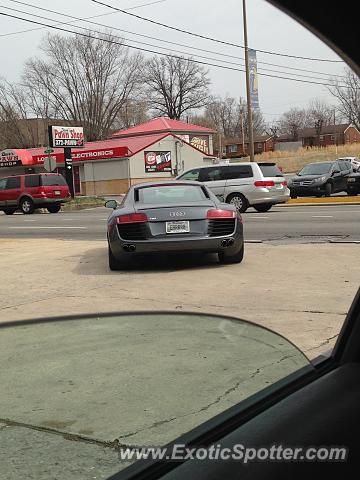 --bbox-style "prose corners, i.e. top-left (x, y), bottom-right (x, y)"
top-left (112, 117), bottom-right (215, 138)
